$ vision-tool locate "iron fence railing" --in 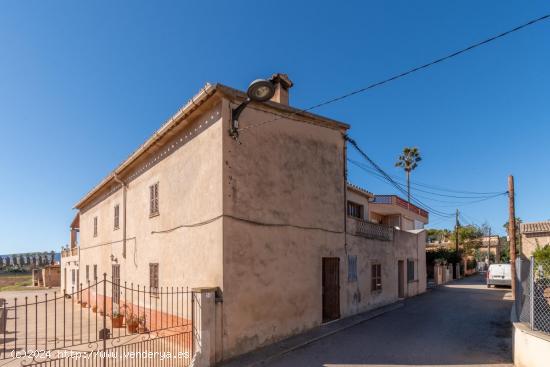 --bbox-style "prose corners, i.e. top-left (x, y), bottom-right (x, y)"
top-left (515, 257), bottom-right (550, 335)
top-left (0, 275), bottom-right (193, 366)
